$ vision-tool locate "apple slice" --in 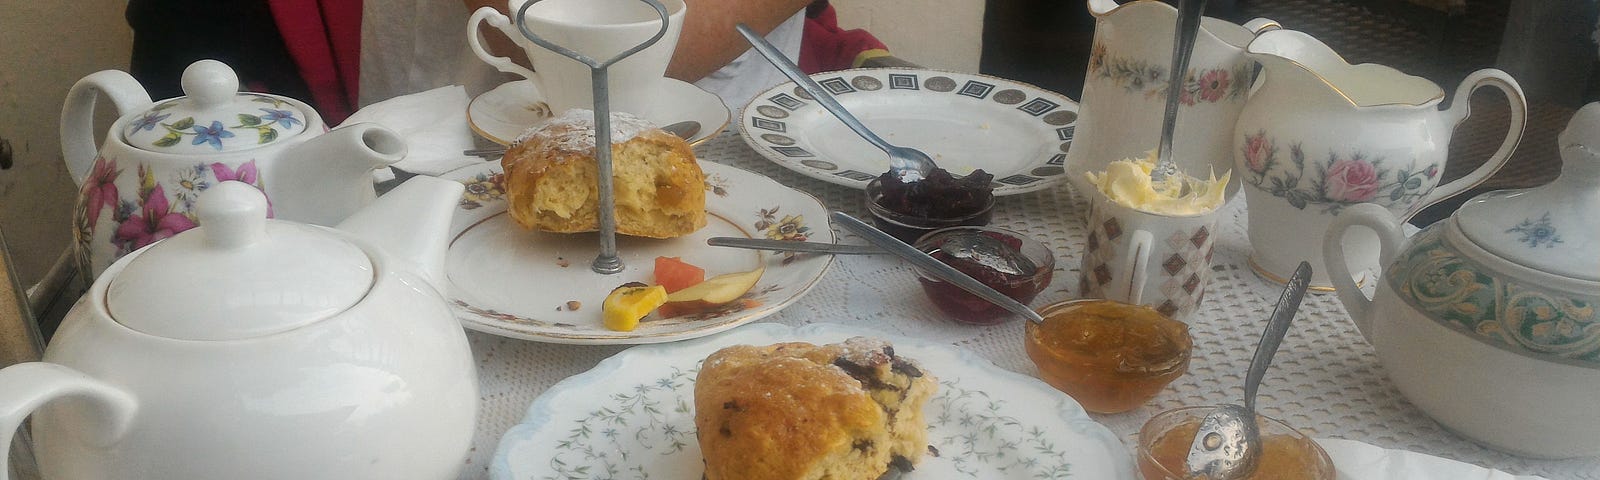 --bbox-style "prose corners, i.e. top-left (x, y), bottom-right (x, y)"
top-left (665, 267), bottom-right (764, 305)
